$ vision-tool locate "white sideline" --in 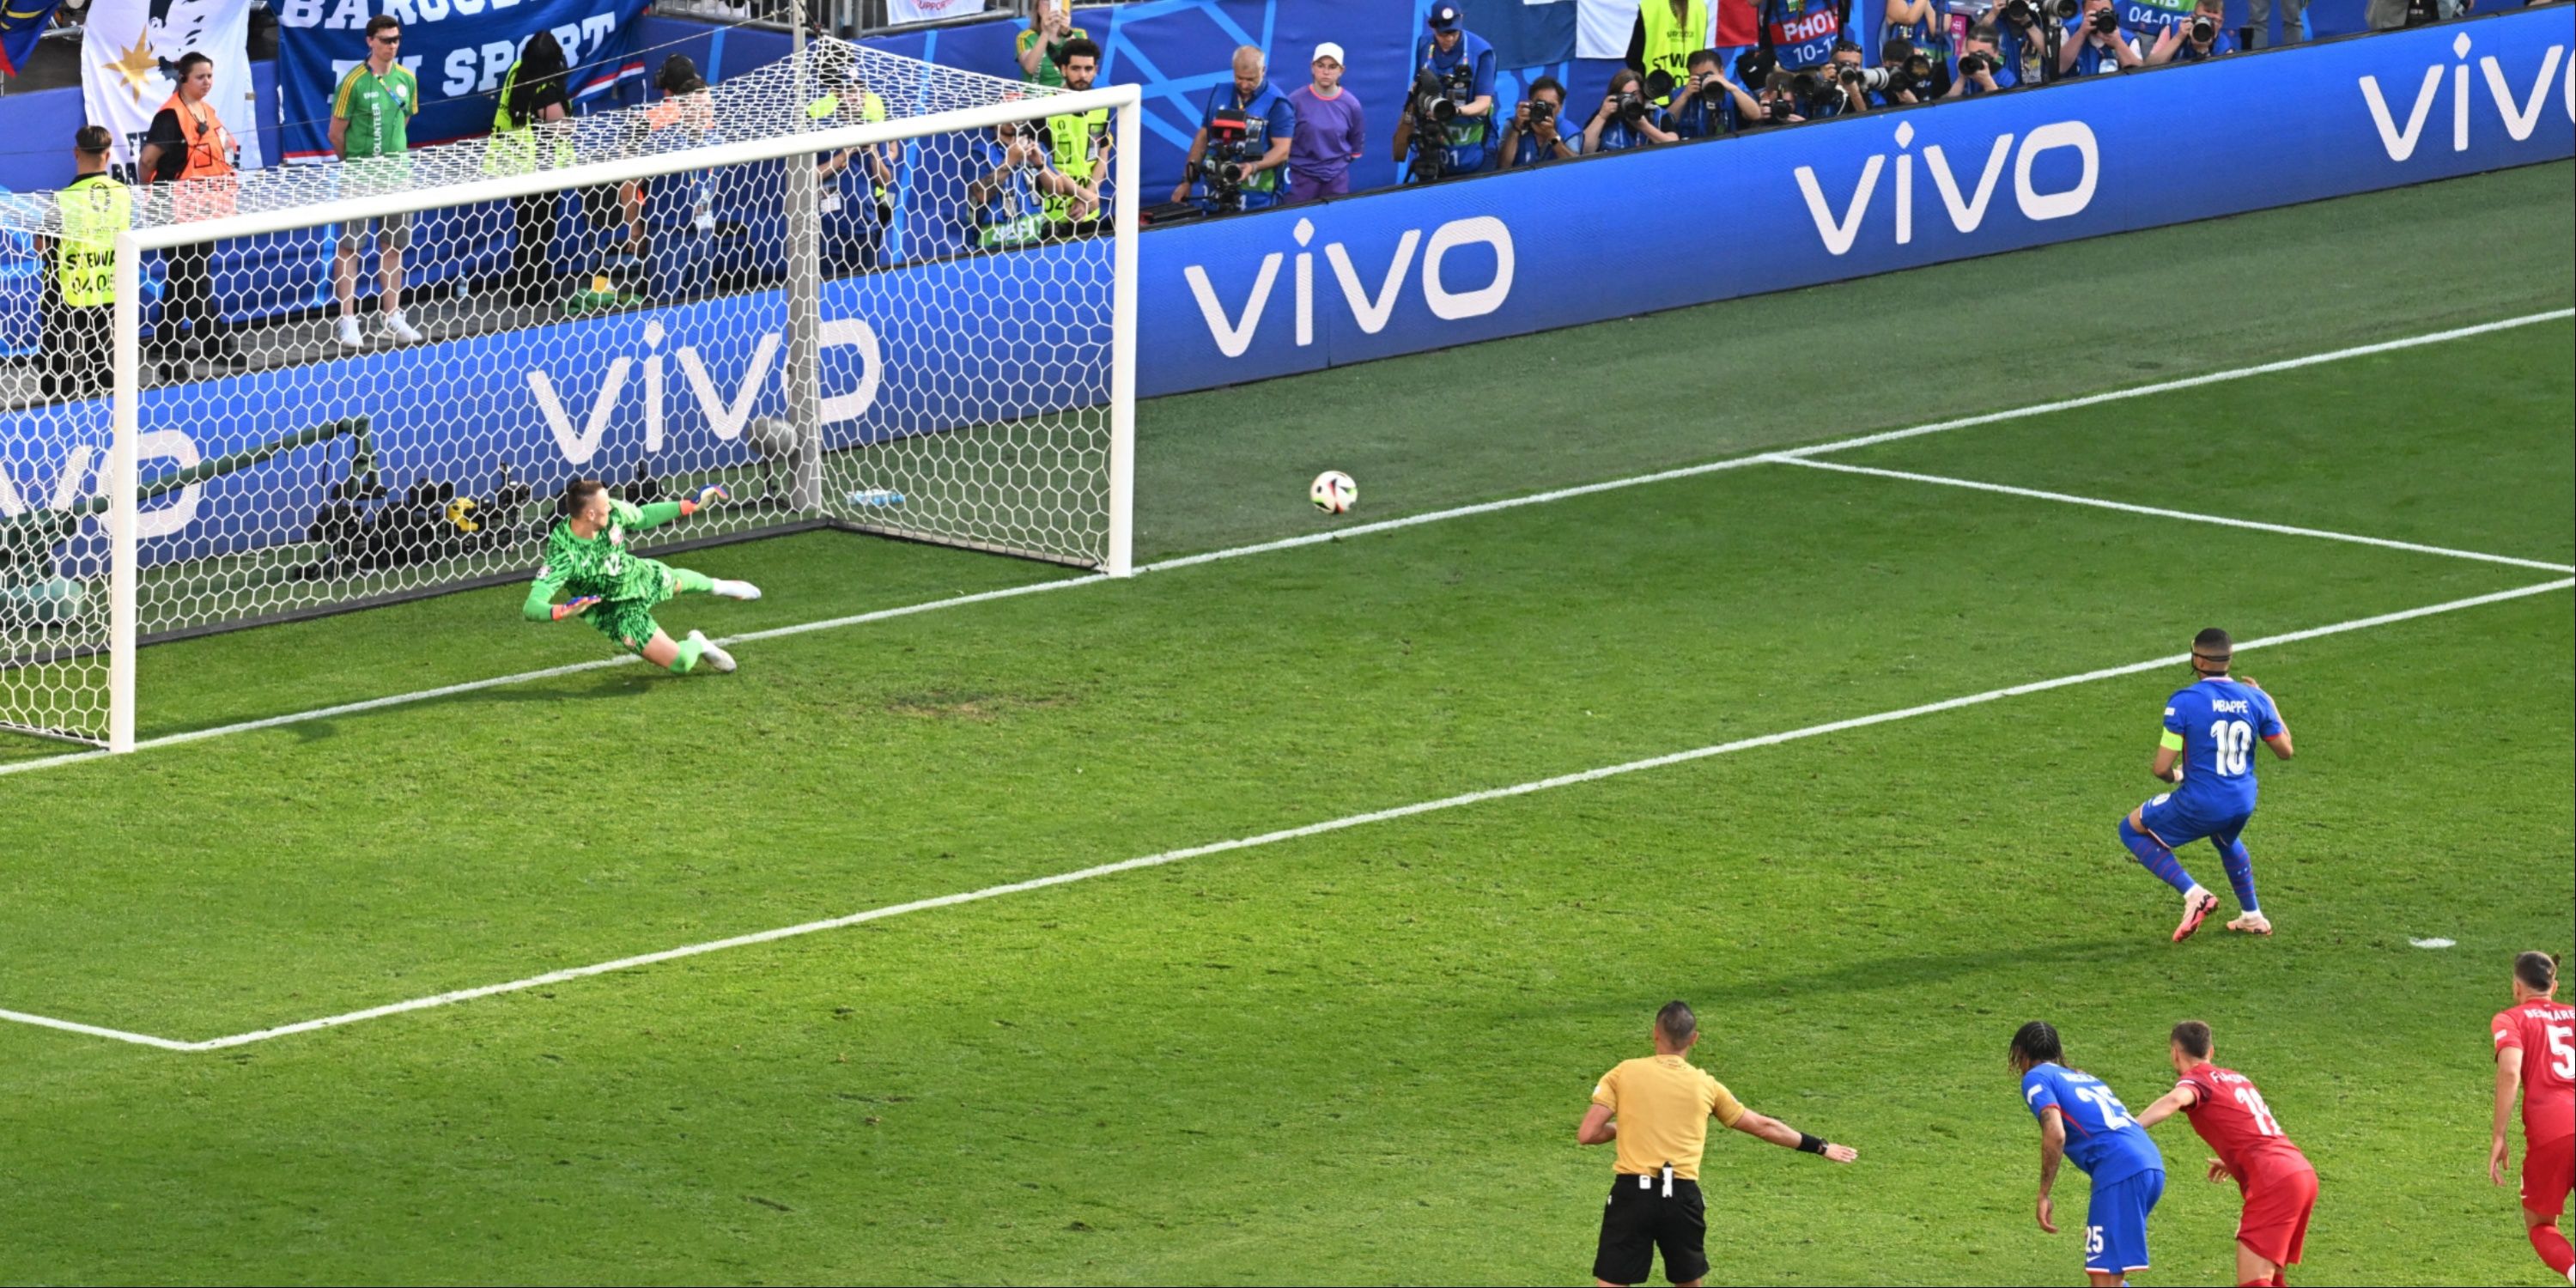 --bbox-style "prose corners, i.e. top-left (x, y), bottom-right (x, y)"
top-left (3, 307), bottom-right (2566, 782)
top-left (1771, 457), bottom-right (2576, 574)
top-left (8, 575), bottom-right (2567, 1053)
